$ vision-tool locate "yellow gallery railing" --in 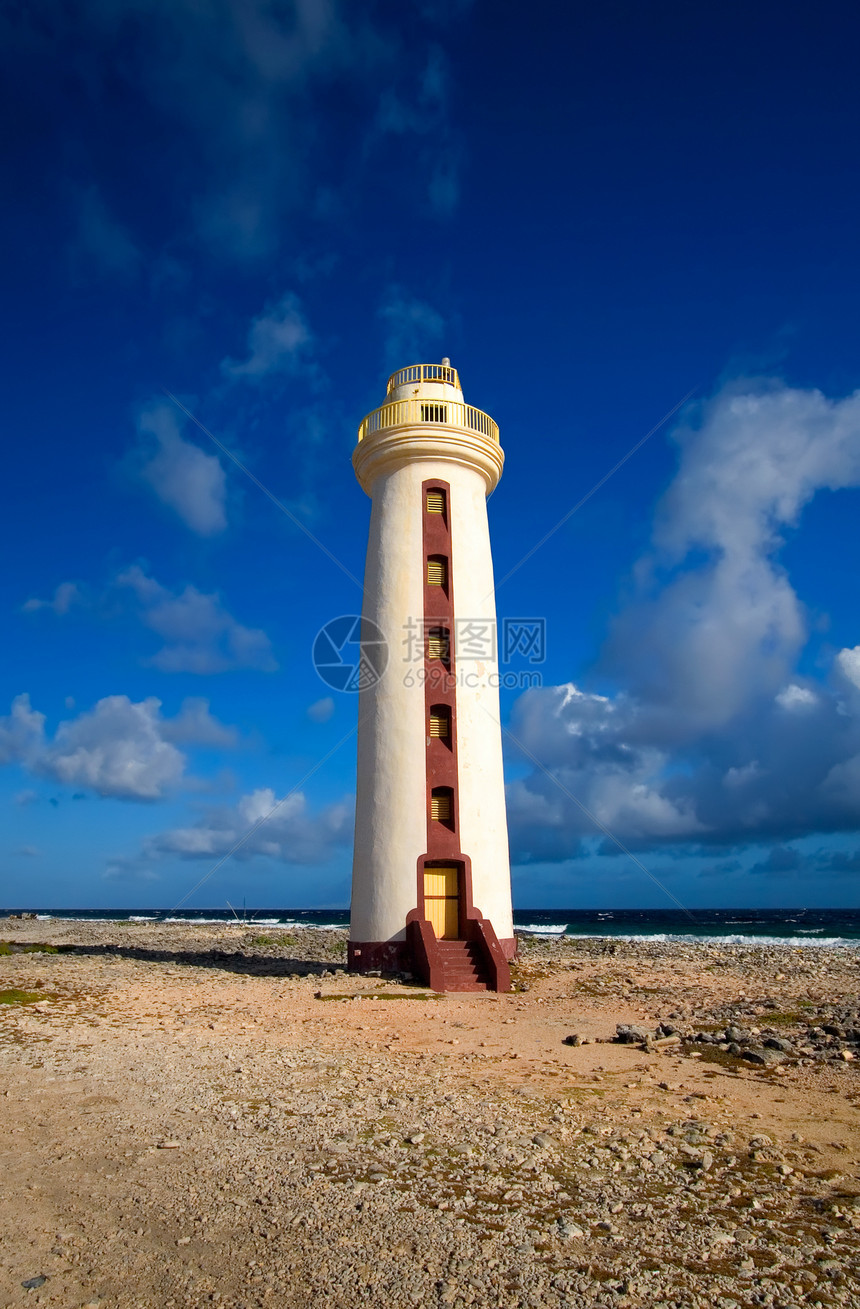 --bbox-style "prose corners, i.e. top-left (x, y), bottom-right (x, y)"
top-left (357, 397), bottom-right (499, 445)
top-left (386, 363), bottom-right (461, 393)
